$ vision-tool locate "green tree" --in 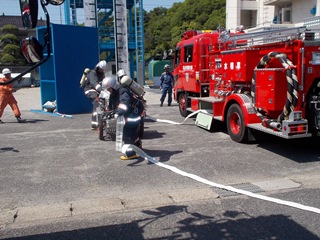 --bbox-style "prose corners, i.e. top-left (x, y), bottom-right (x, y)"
top-left (1, 24), bottom-right (19, 35)
top-left (0, 24), bottom-right (27, 65)
top-left (0, 33), bottom-right (19, 44)
top-left (1, 54), bottom-right (16, 65)
top-left (144, 0), bottom-right (226, 58)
